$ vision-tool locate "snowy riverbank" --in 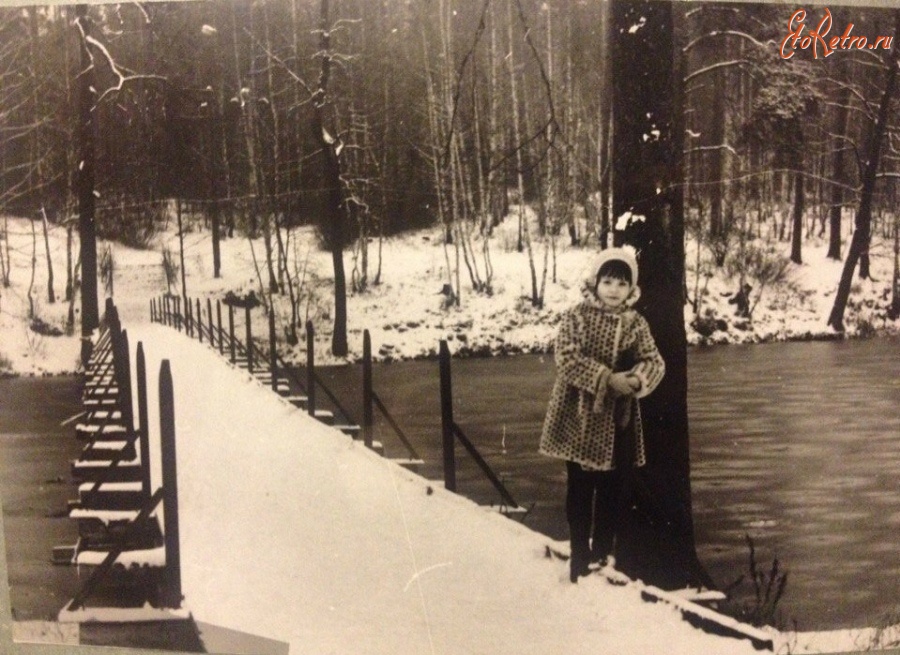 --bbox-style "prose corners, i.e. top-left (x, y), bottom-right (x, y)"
top-left (1, 214), bottom-right (897, 377)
